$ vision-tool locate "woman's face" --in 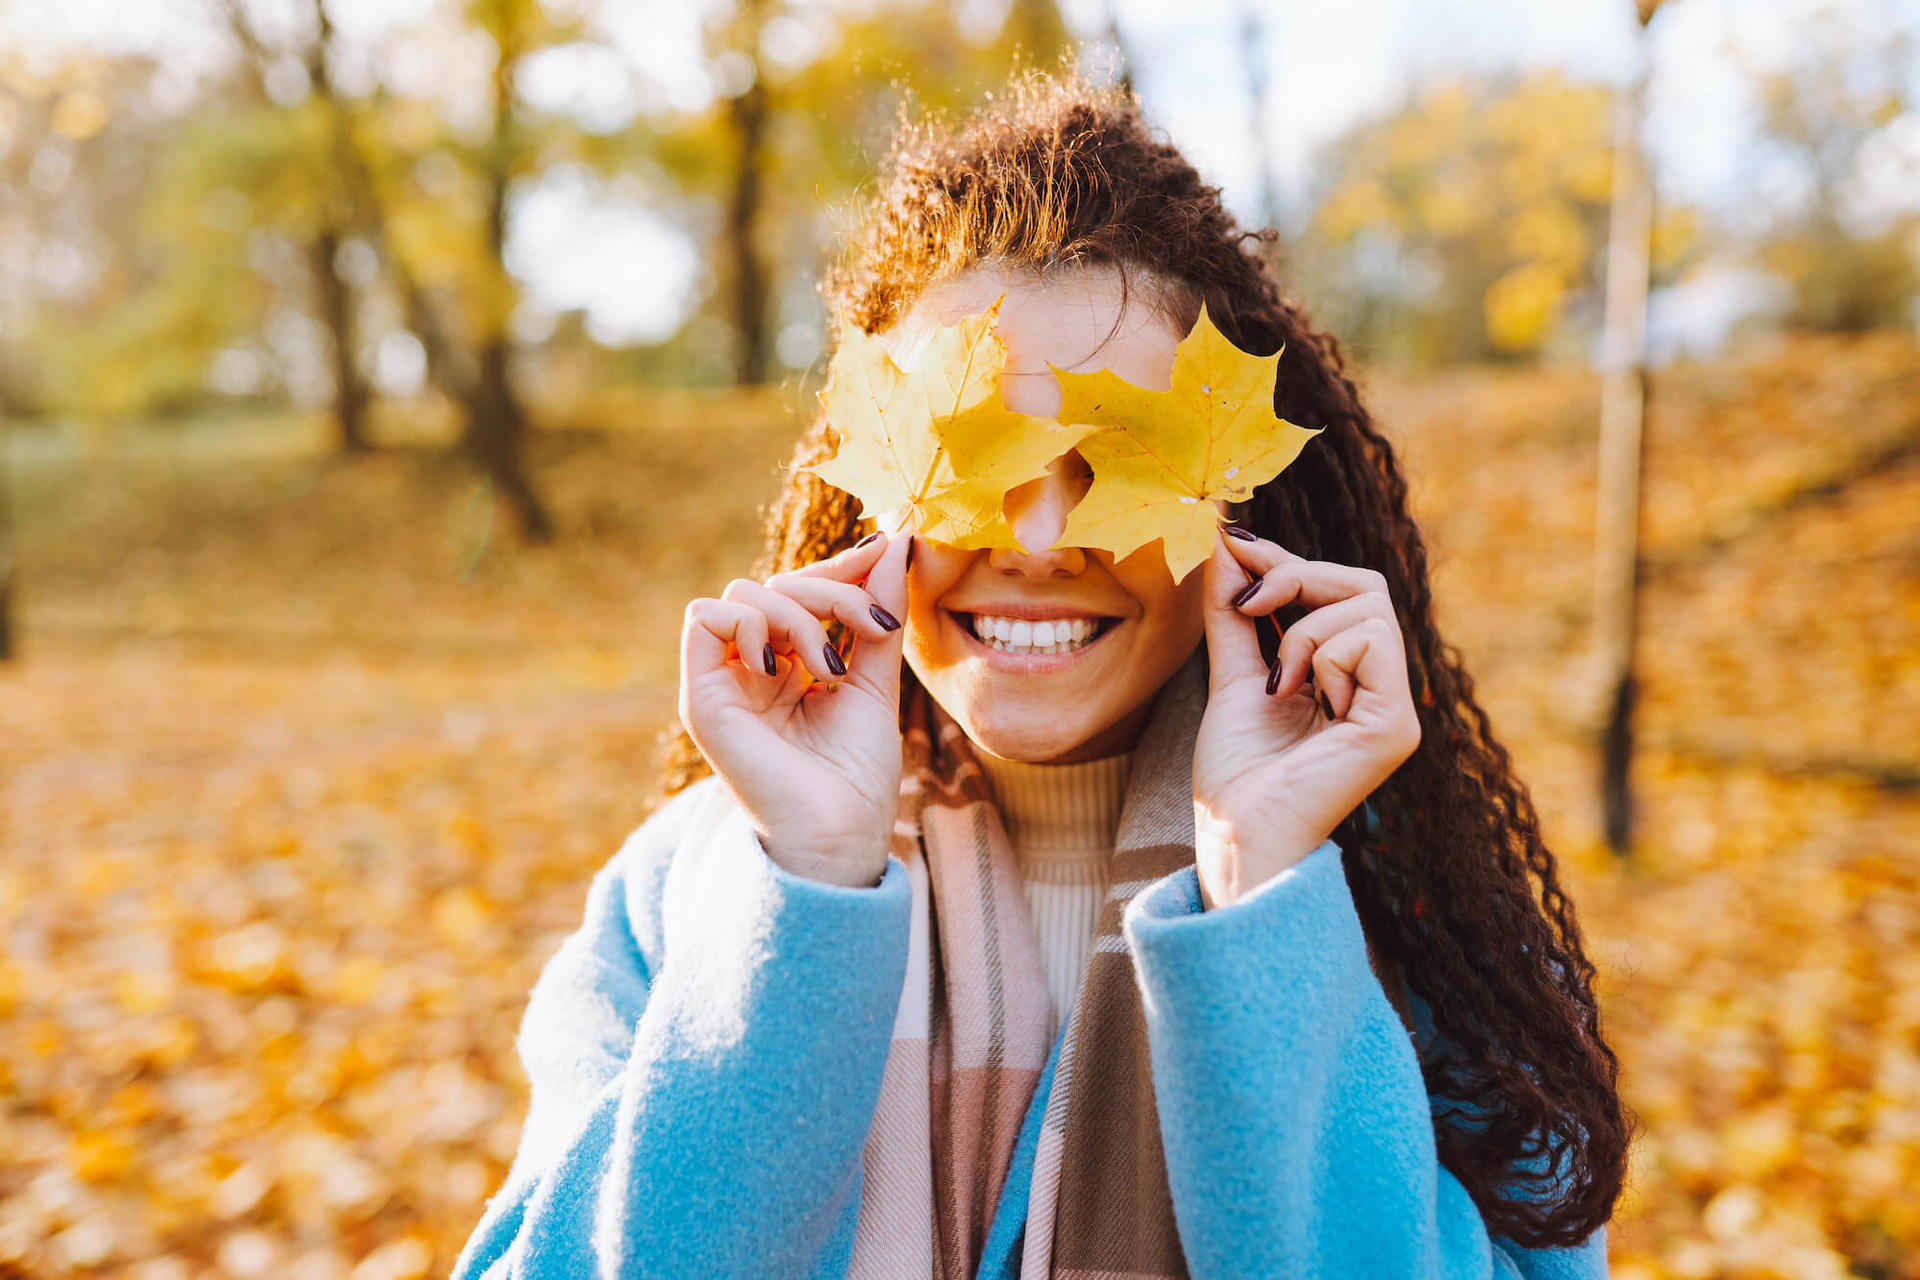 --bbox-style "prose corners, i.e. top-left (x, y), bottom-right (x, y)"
top-left (893, 265), bottom-right (1209, 763)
